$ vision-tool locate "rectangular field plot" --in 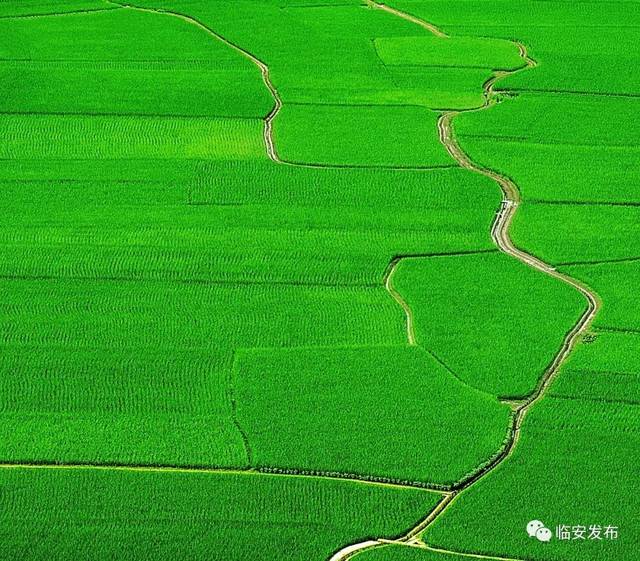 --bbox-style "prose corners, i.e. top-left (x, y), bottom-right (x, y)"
top-left (425, 397), bottom-right (640, 561)
top-left (511, 203), bottom-right (640, 266)
top-left (0, 278), bottom-right (406, 467)
top-left (550, 332), bottom-right (640, 405)
top-left (0, 114), bottom-right (266, 160)
top-left (455, 93), bottom-right (640, 148)
top-left (0, 348), bottom-right (247, 467)
top-left (456, 139), bottom-right (640, 203)
top-left (0, 8), bottom-right (272, 117)
top-left (374, 36), bottom-right (522, 69)
top-left (234, 346), bottom-right (511, 486)
top-left (0, 468), bottom-right (440, 561)
top-left (274, 104), bottom-right (453, 167)
top-left (392, 252), bottom-right (586, 398)
top-left (386, 66), bottom-right (493, 110)
top-left (0, 164), bottom-right (497, 287)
